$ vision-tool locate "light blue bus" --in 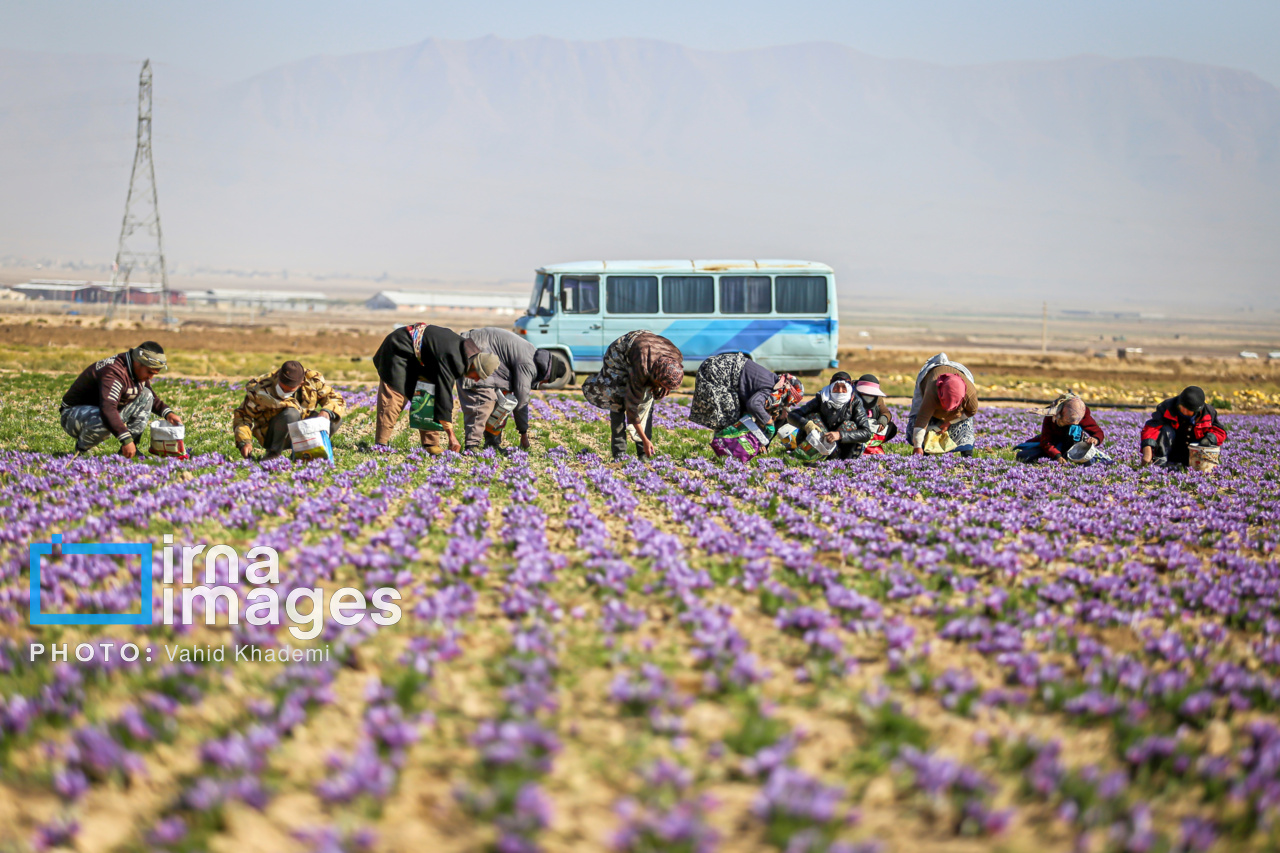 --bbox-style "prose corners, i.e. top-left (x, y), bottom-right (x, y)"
top-left (513, 260), bottom-right (839, 374)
